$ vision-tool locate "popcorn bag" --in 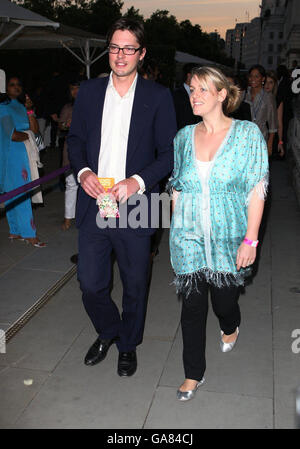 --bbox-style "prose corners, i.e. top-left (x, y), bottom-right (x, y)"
top-left (96, 178), bottom-right (120, 218)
